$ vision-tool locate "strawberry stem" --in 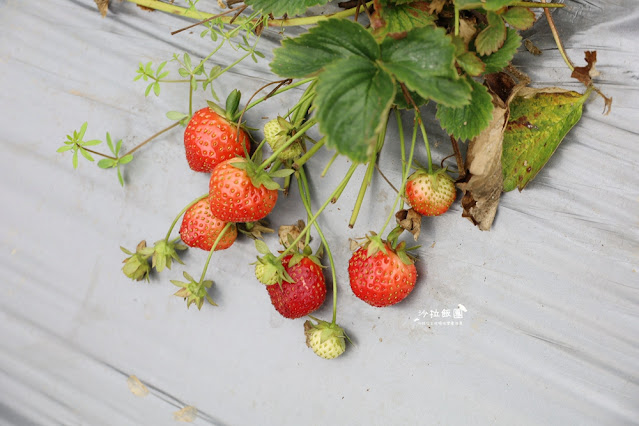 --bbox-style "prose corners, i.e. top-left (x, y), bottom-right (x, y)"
top-left (277, 164), bottom-right (358, 261)
top-left (244, 78), bottom-right (316, 113)
top-left (199, 222), bottom-right (234, 284)
top-left (124, 122), bottom-right (181, 157)
top-left (164, 193), bottom-right (209, 242)
top-left (297, 167), bottom-right (338, 325)
top-left (396, 109), bottom-right (407, 210)
top-left (348, 112), bottom-right (389, 228)
top-left (415, 109), bottom-right (433, 174)
top-left (321, 152), bottom-right (339, 178)
top-left (123, 0), bottom-right (374, 27)
top-left (378, 113), bottom-right (419, 236)
top-left (293, 137), bottom-right (325, 170)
